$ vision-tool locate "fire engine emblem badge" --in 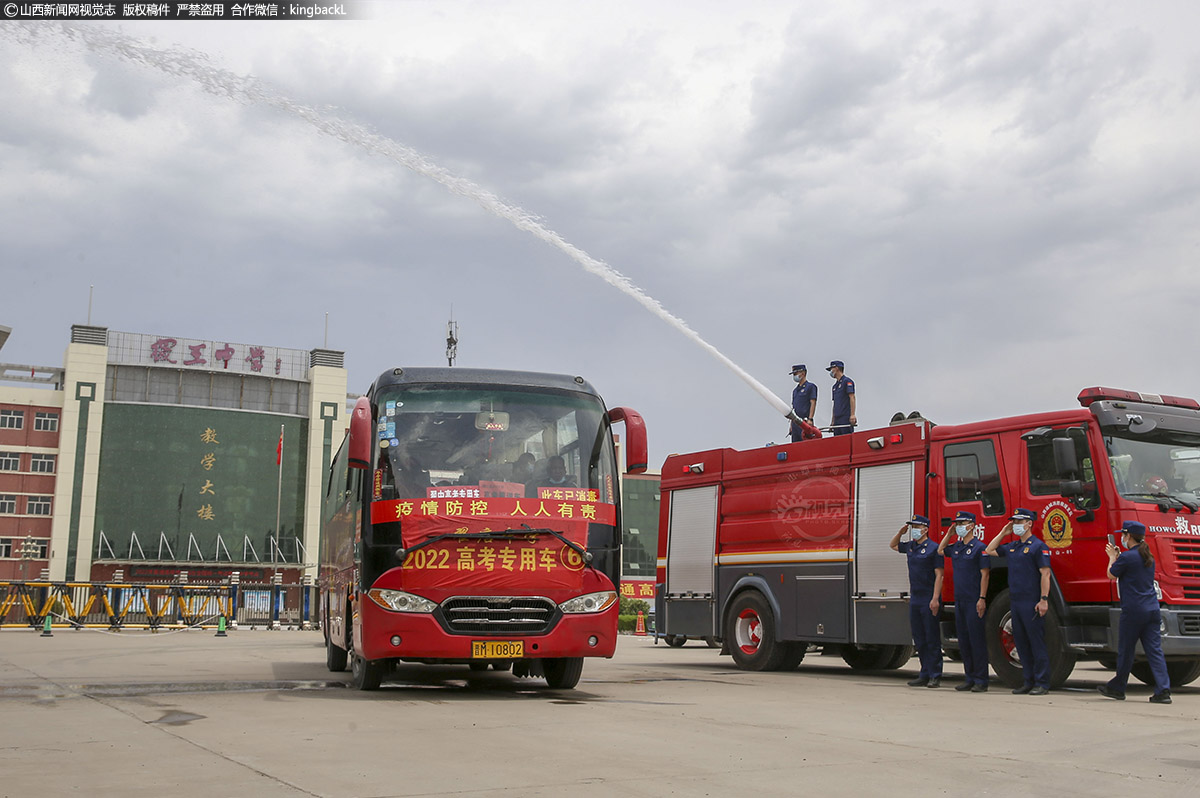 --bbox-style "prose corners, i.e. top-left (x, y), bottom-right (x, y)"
top-left (1043, 501), bottom-right (1074, 549)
